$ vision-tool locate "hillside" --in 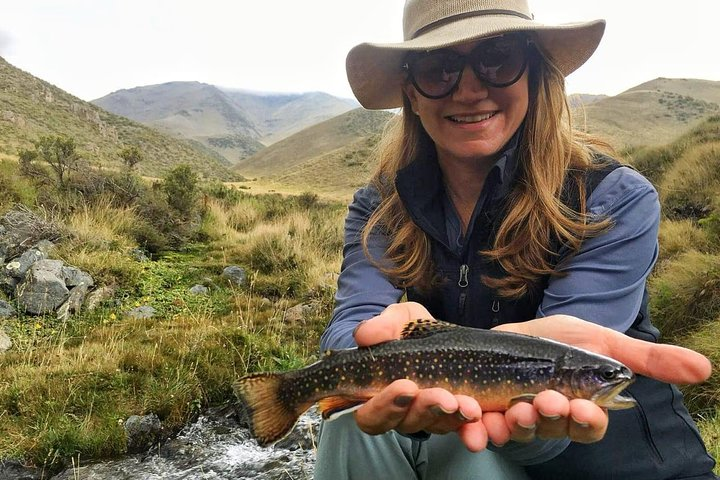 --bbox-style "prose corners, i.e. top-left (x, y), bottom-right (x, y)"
top-left (575, 78), bottom-right (720, 149)
top-left (0, 57), bottom-right (234, 180)
top-left (93, 83), bottom-right (358, 164)
top-left (234, 108), bottom-right (393, 187)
